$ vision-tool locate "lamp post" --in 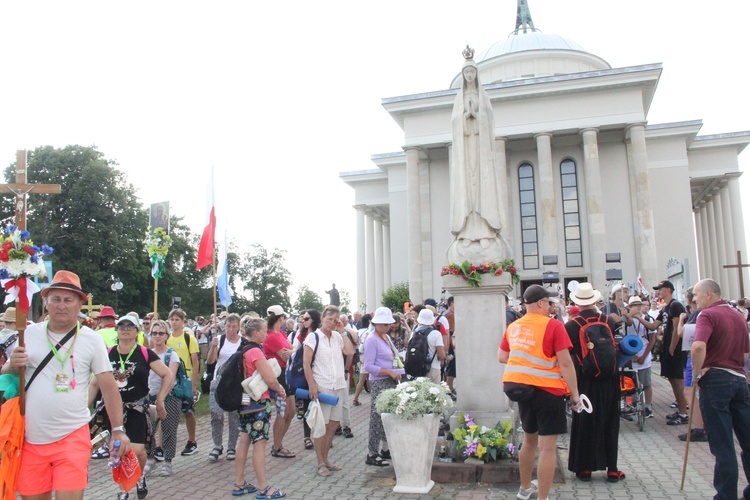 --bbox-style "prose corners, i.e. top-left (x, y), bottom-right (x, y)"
top-left (111, 279), bottom-right (123, 311)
